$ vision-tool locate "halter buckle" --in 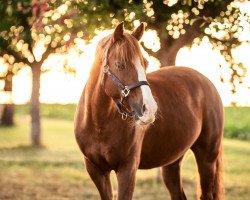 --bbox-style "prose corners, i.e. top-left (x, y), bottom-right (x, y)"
top-left (121, 86), bottom-right (130, 98)
top-left (121, 112), bottom-right (128, 120)
top-left (103, 65), bottom-right (109, 73)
